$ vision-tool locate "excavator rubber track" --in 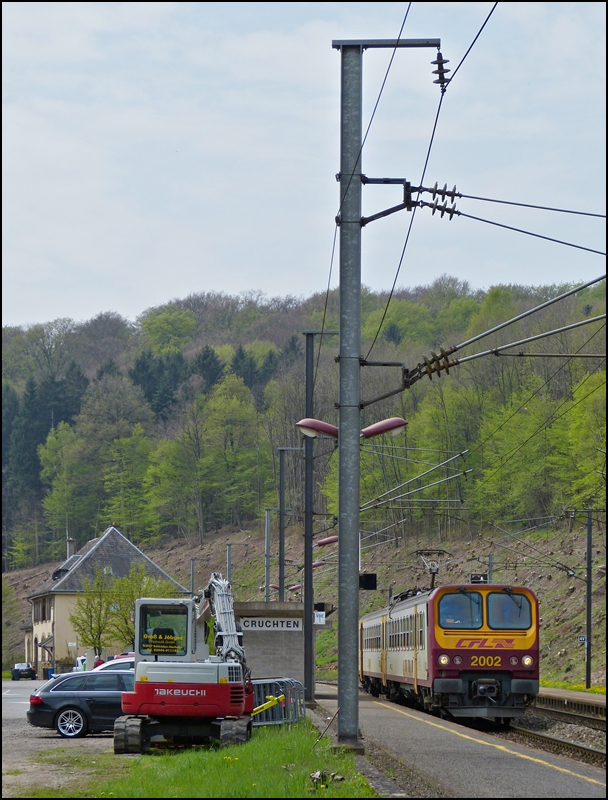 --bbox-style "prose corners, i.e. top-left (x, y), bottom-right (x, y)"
top-left (114, 715), bottom-right (151, 754)
top-left (216, 716), bottom-right (252, 747)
